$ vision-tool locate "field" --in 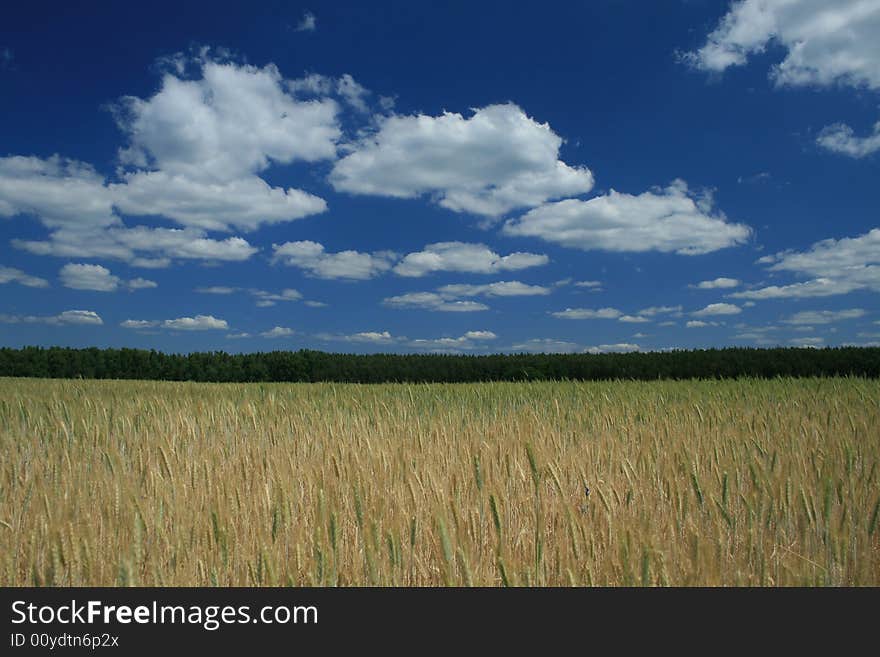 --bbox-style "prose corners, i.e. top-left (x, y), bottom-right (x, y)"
top-left (1, 377), bottom-right (878, 586)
